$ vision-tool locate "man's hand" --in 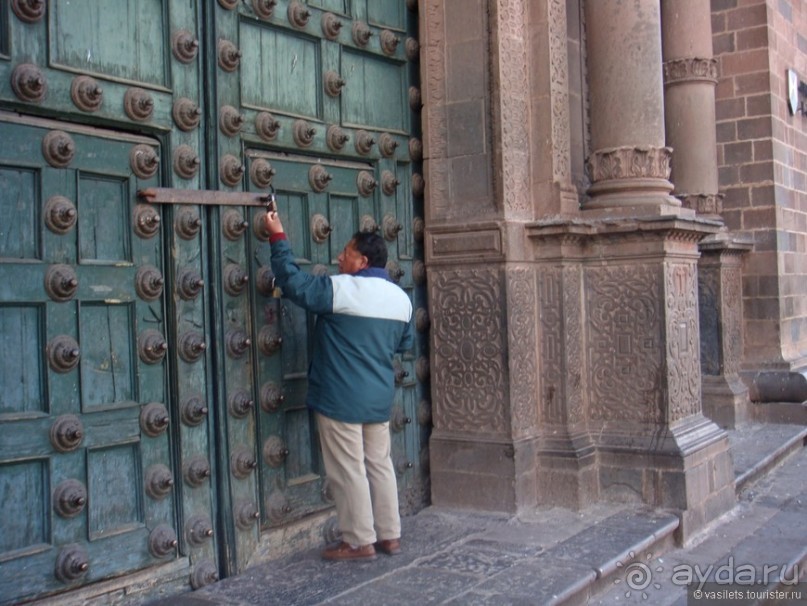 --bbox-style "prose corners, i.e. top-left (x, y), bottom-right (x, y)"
top-left (264, 210), bottom-right (284, 236)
